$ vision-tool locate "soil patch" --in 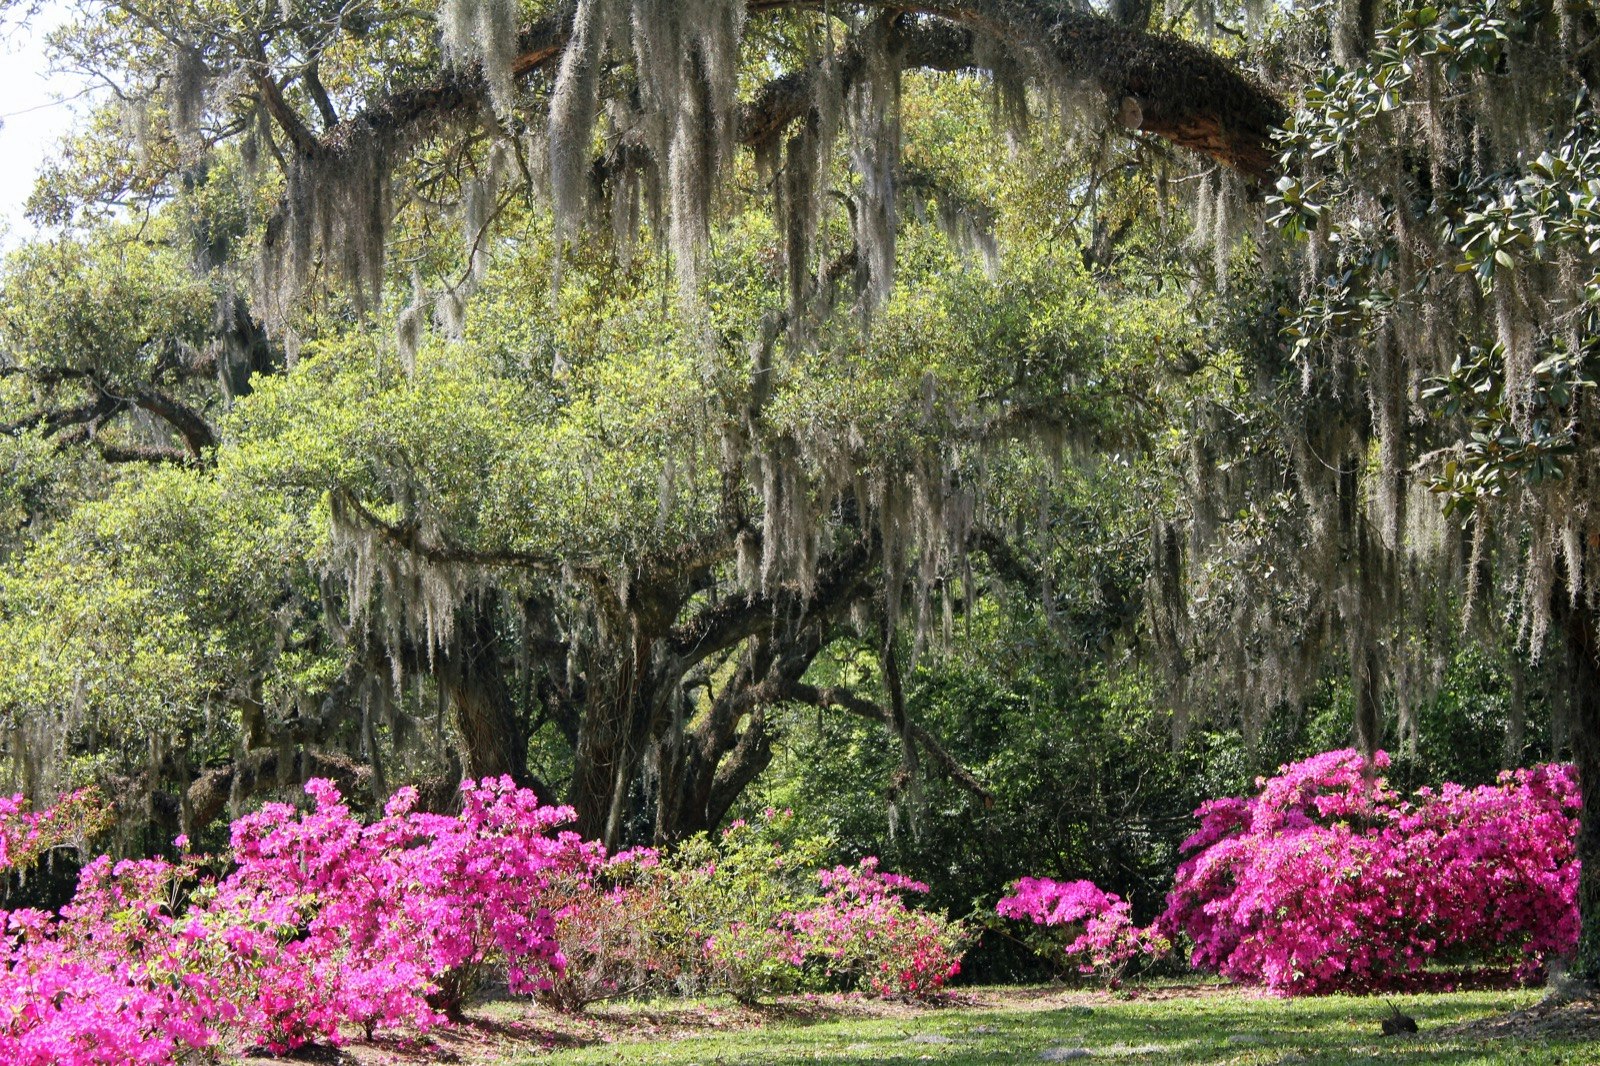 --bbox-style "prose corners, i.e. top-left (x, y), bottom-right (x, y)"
top-left (1439, 992), bottom-right (1600, 1042)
